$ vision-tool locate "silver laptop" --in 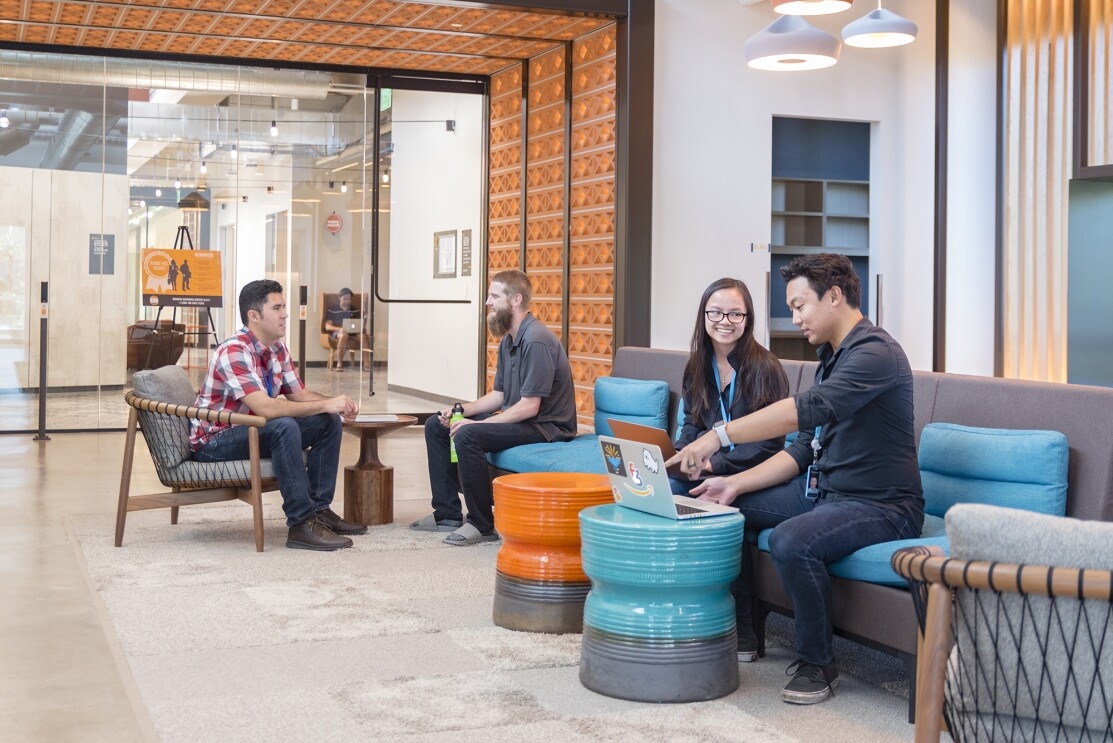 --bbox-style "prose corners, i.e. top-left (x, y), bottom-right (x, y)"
top-left (597, 435), bottom-right (739, 520)
top-left (342, 317), bottom-right (361, 334)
